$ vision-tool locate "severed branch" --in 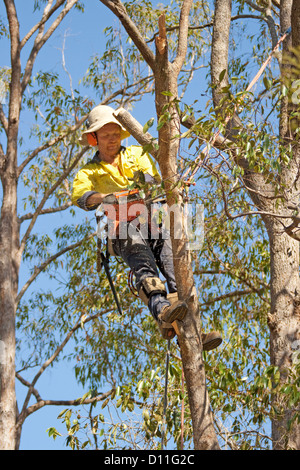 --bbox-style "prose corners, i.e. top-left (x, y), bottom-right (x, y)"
top-left (155, 13), bottom-right (167, 56)
top-left (113, 107), bottom-right (158, 160)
